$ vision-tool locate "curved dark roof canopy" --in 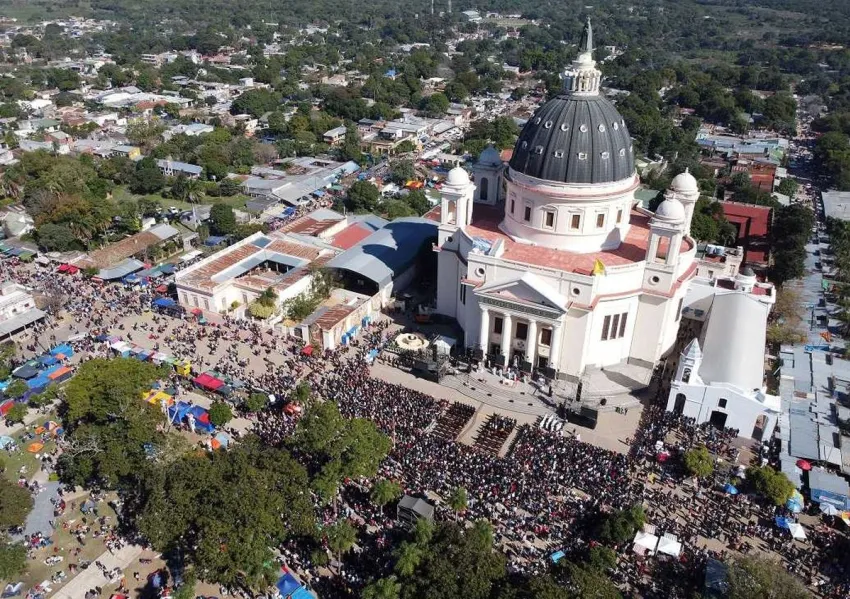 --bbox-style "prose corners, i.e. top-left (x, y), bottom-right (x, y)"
top-left (509, 95), bottom-right (635, 185)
